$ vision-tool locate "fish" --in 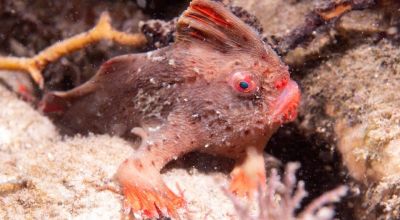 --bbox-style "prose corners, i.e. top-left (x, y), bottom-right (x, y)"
top-left (40, 0), bottom-right (300, 218)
